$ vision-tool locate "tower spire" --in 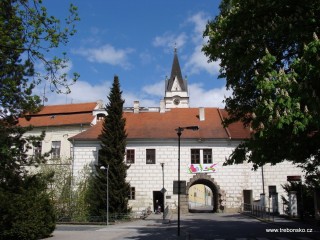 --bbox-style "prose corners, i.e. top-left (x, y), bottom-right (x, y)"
top-left (166, 47), bottom-right (186, 91)
top-left (163, 47), bottom-right (189, 108)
